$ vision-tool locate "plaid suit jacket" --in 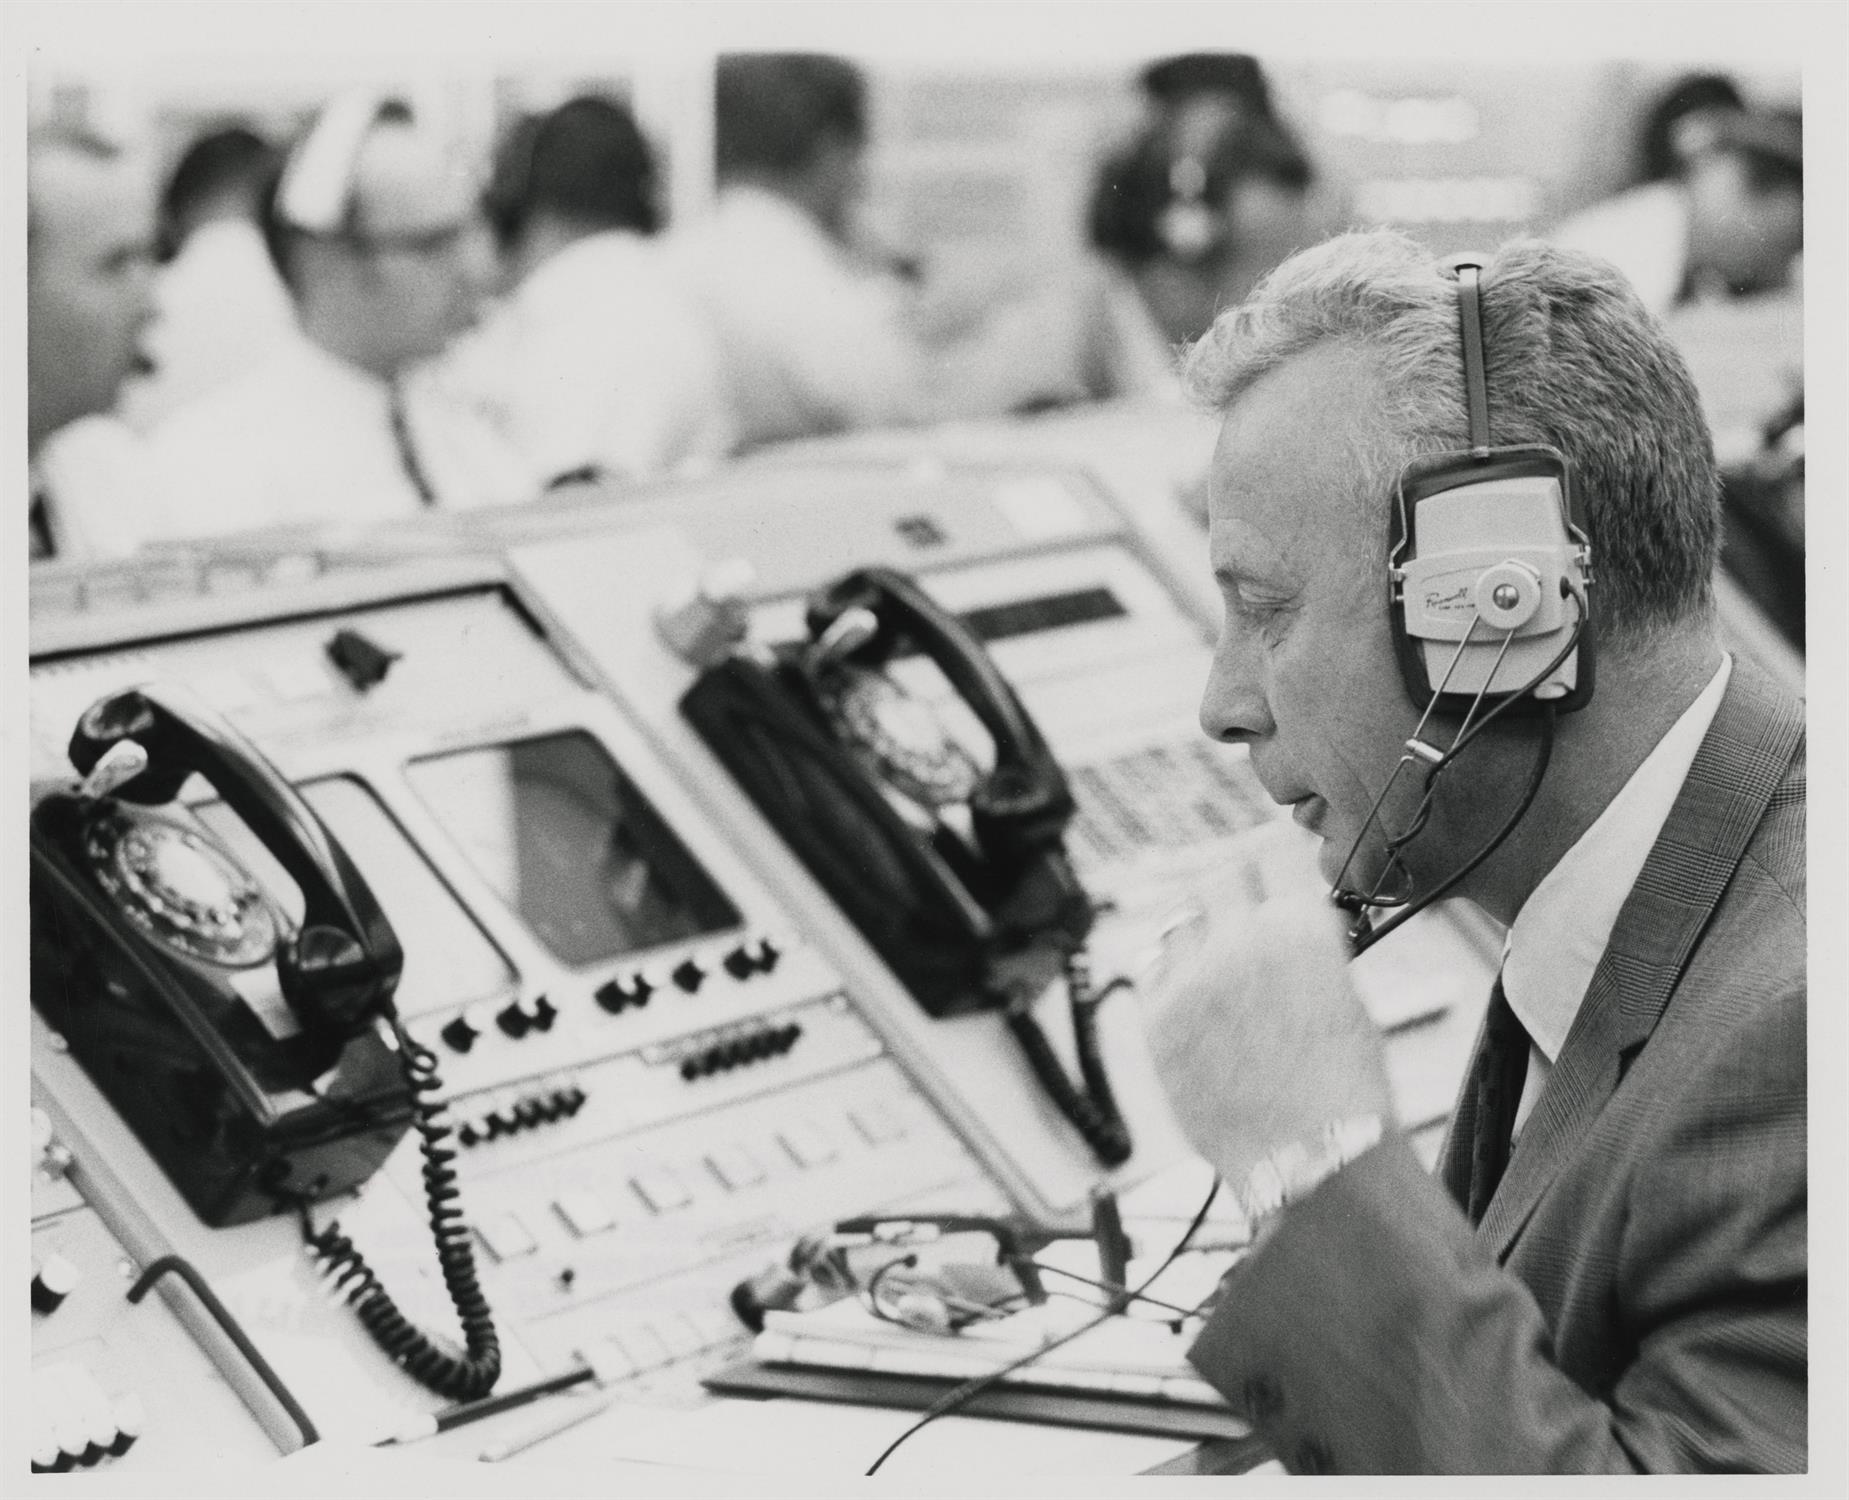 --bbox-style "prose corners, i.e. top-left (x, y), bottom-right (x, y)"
top-left (1189, 660), bottom-right (1807, 1472)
